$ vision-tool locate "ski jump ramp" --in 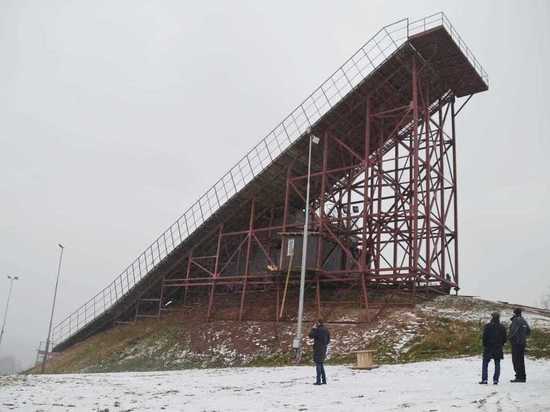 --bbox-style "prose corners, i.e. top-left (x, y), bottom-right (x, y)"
top-left (53, 13), bottom-right (488, 351)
